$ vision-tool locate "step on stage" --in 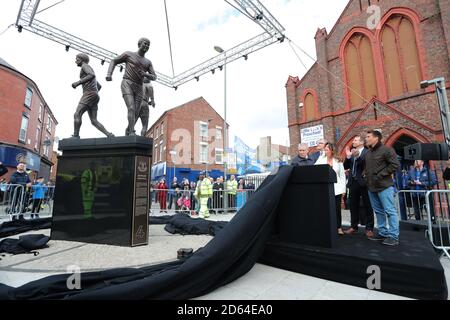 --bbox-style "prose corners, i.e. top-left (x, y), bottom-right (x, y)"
top-left (260, 225), bottom-right (448, 300)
